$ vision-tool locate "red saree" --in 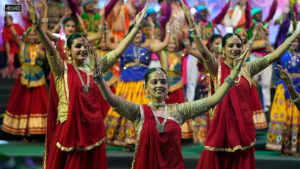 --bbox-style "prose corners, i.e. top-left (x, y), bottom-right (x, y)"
top-left (133, 105), bottom-right (184, 169)
top-left (44, 63), bottom-right (109, 169)
top-left (197, 62), bottom-right (256, 169)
